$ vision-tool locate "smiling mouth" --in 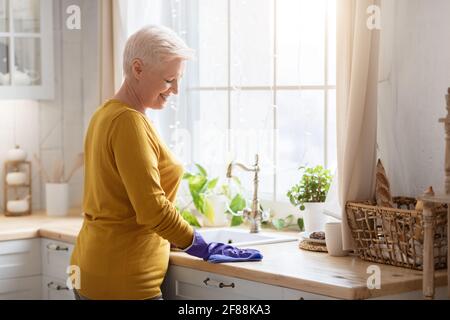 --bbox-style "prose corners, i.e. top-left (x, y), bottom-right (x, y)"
top-left (160, 94), bottom-right (169, 102)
